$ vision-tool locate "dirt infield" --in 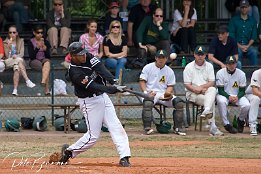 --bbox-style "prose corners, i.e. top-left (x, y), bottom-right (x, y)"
top-left (1, 157), bottom-right (261, 174)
